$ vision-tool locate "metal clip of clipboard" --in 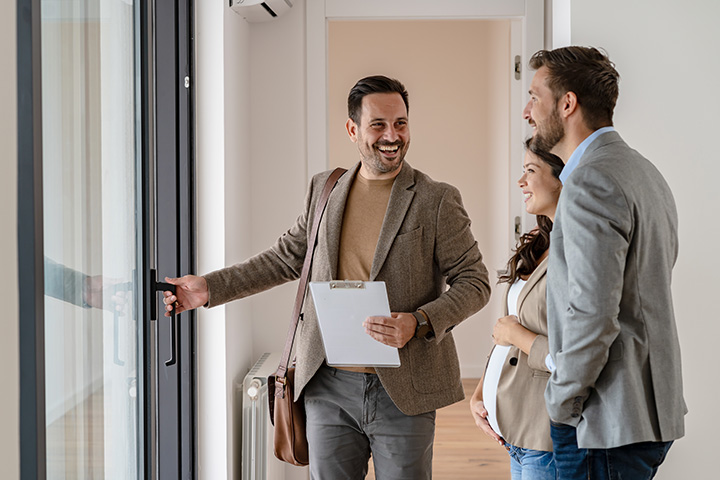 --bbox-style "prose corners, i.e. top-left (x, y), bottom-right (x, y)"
top-left (329, 280), bottom-right (365, 289)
